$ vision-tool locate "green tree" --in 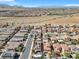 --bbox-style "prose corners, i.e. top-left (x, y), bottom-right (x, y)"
top-left (64, 52), bottom-right (72, 58)
top-left (15, 43), bottom-right (24, 52)
top-left (76, 53), bottom-right (79, 59)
